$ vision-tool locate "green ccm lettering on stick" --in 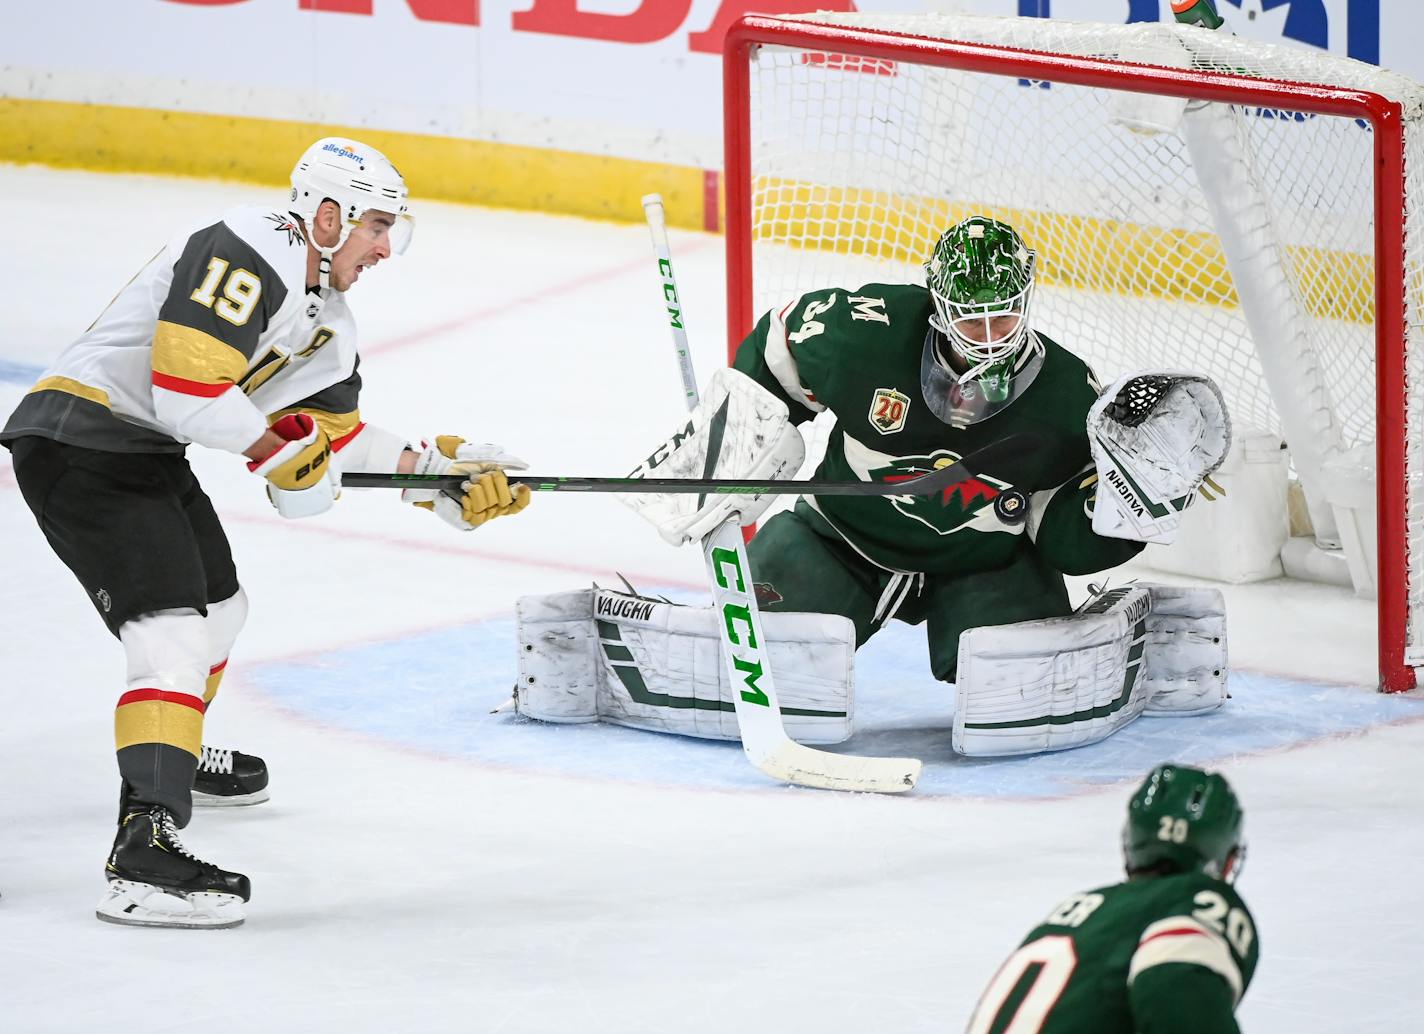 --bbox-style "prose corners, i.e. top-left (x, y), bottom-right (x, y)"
top-left (711, 546), bottom-right (745, 591)
top-left (722, 603), bottom-right (758, 649)
top-left (732, 654), bottom-right (770, 707)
